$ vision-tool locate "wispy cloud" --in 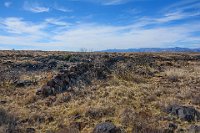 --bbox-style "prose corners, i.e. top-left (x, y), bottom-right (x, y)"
top-left (102, 0), bottom-right (130, 5)
top-left (53, 4), bottom-right (73, 12)
top-left (0, 17), bottom-right (59, 49)
top-left (45, 18), bottom-right (71, 26)
top-left (71, 0), bottom-right (131, 5)
top-left (23, 1), bottom-right (49, 13)
top-left (54, 7), bottom-right (72, 12)
top-left (164, 0), bottom-right (200, 12)
top-left (0, 15), bottom-right (199, 50)
top-left (51, 22), bottom-right (200, 50)
top-left (155, 11), bottom-right (200, 23)
top-left (0, 17), bottom-right (46, 34)
top-left (0, 0), bottom-right (200, 50)
top-left (162, 0), bottom-right (200, 19)
top-left (4, 1), bottom-right (12, 8)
